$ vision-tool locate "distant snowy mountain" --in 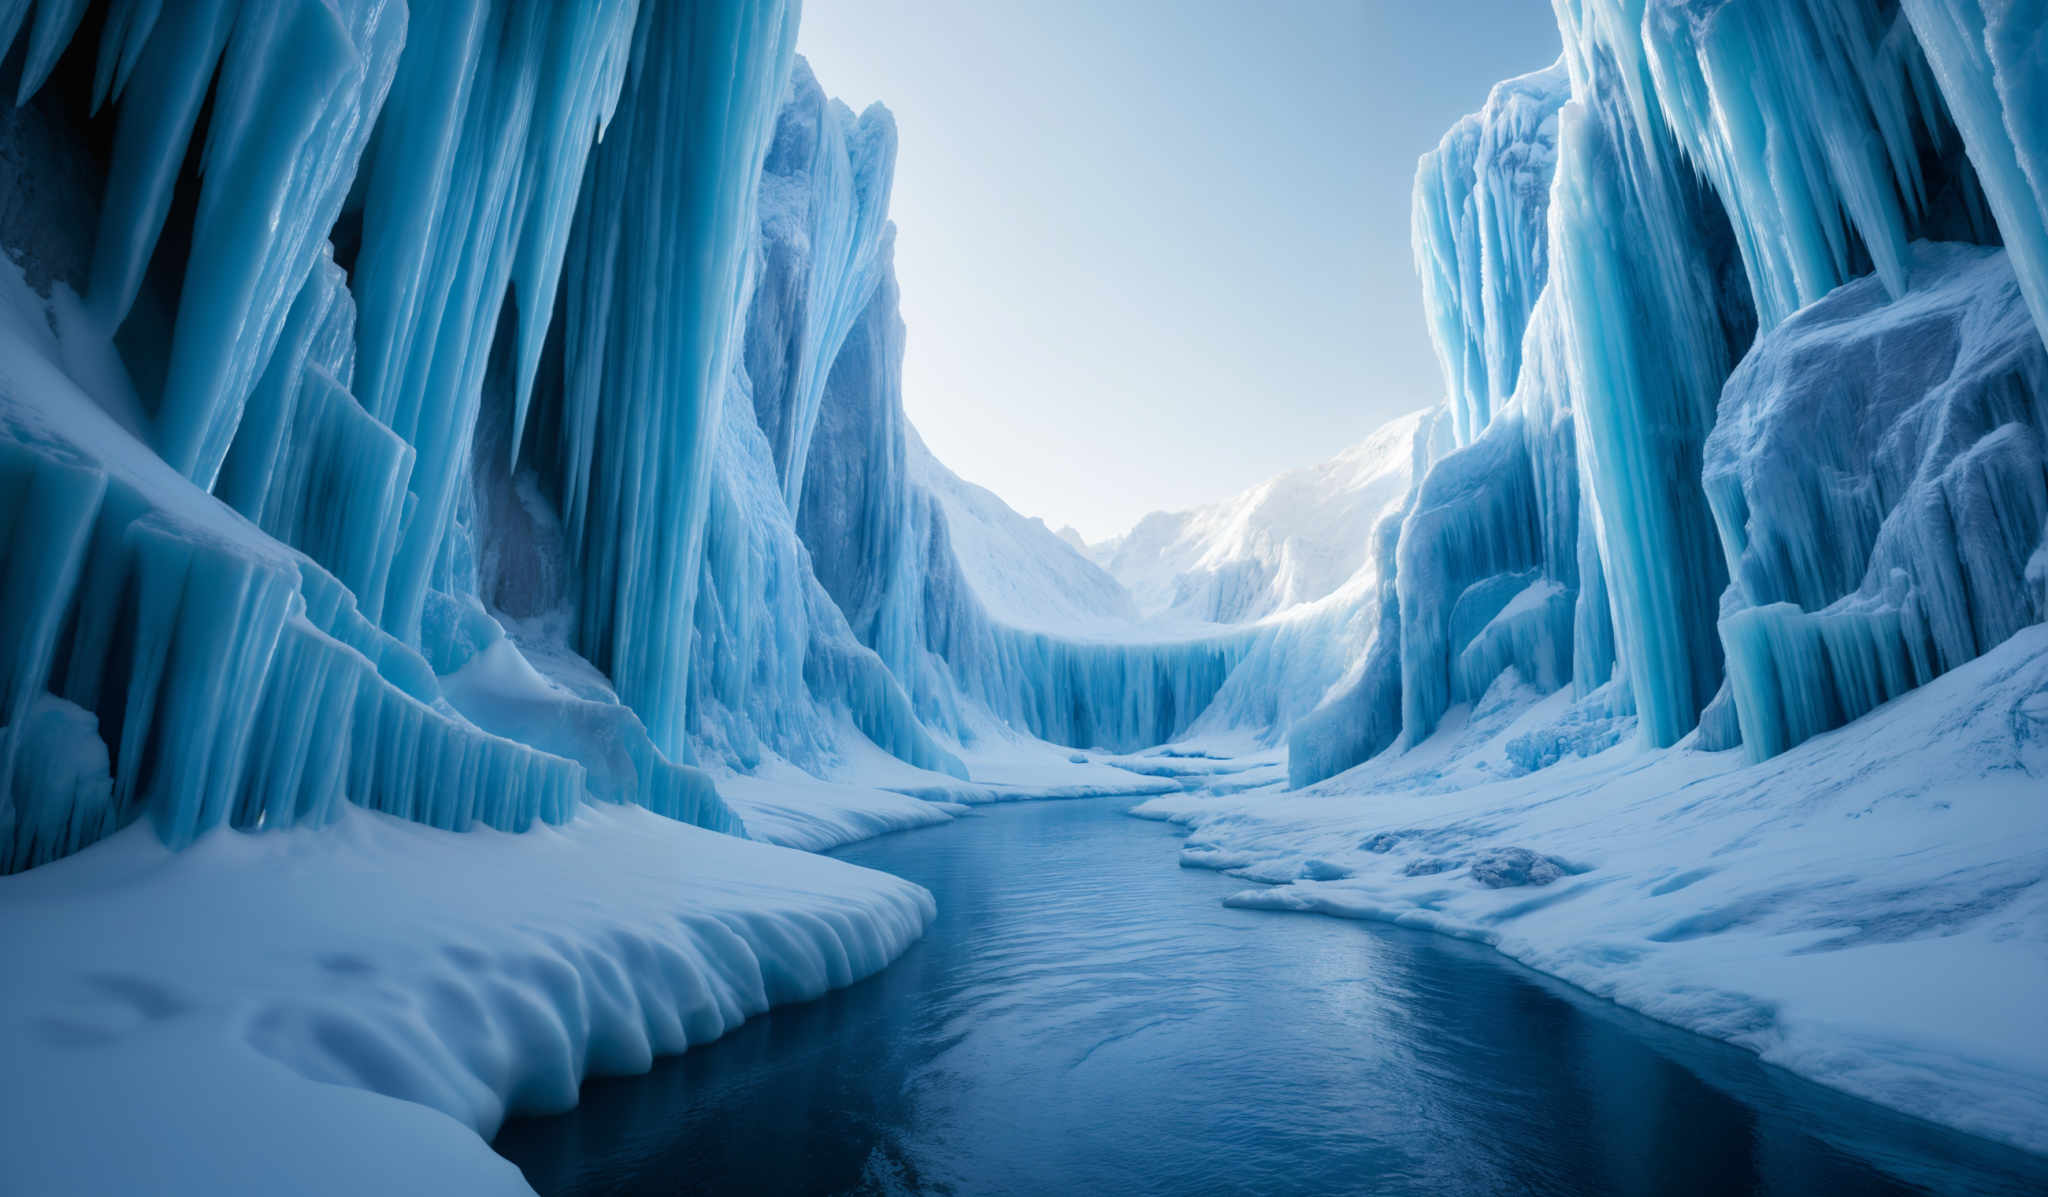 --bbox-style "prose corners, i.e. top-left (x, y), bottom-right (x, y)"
top-left (1096, 411), bottom-right (1430, 625)
top-left (908, 428), bottom-right (1140, 634)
